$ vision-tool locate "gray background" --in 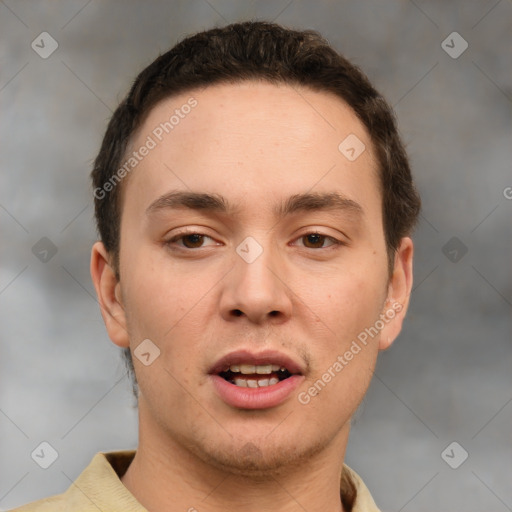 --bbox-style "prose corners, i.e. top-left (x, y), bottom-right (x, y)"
top-left (1, 1), bottom-right (511, 510)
